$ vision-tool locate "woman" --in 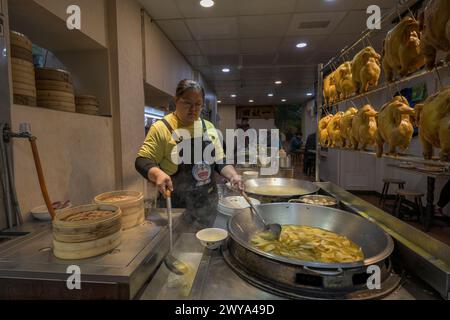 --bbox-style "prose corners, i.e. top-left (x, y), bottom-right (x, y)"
top-left (135, 80), bottom-right (242, 227)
